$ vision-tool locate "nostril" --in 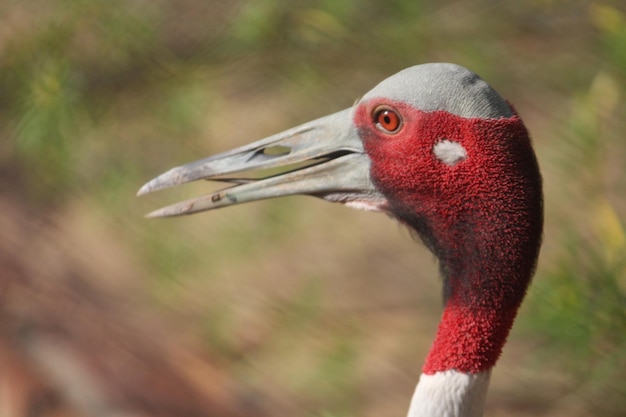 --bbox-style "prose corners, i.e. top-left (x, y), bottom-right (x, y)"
top-left (262, 145), bottom-right (291, 156)
top-left (249, 145), bottom-right (292, 163)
